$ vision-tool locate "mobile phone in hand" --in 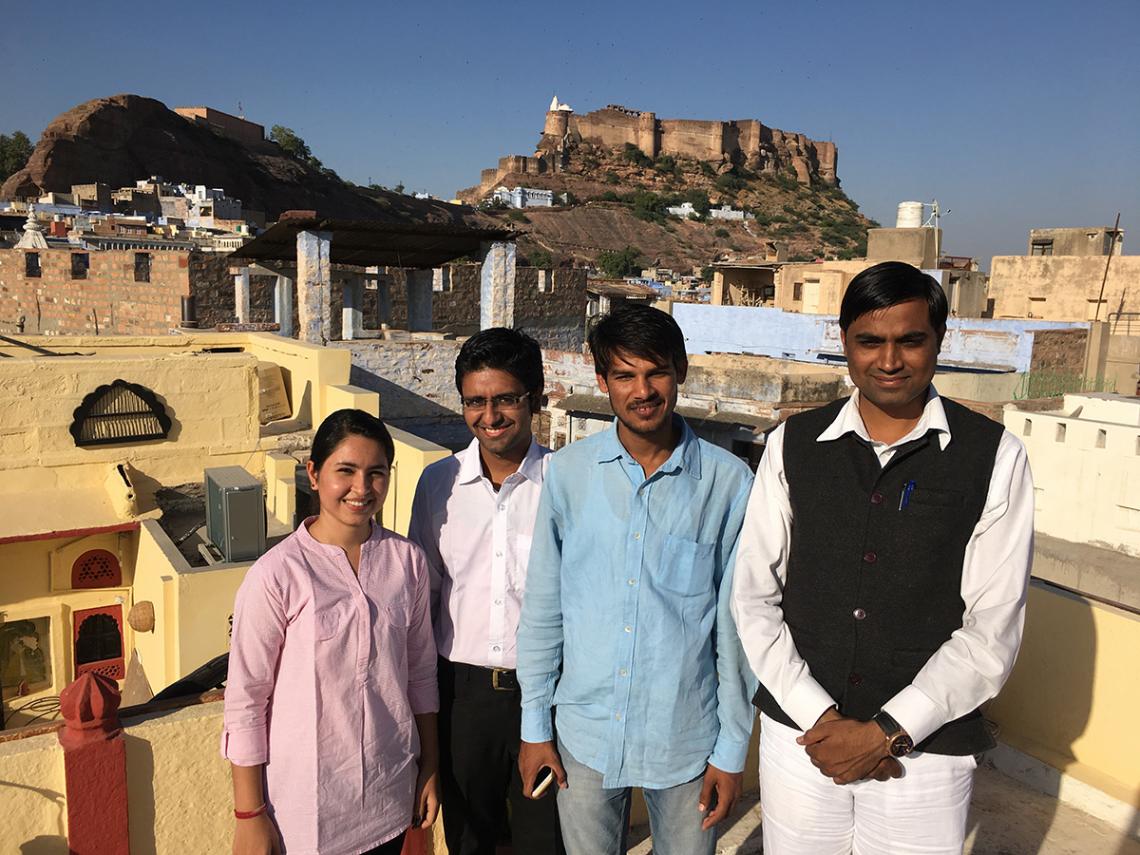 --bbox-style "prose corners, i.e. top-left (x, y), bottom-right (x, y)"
top-left (532, 769), bottom-right (555, 798)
